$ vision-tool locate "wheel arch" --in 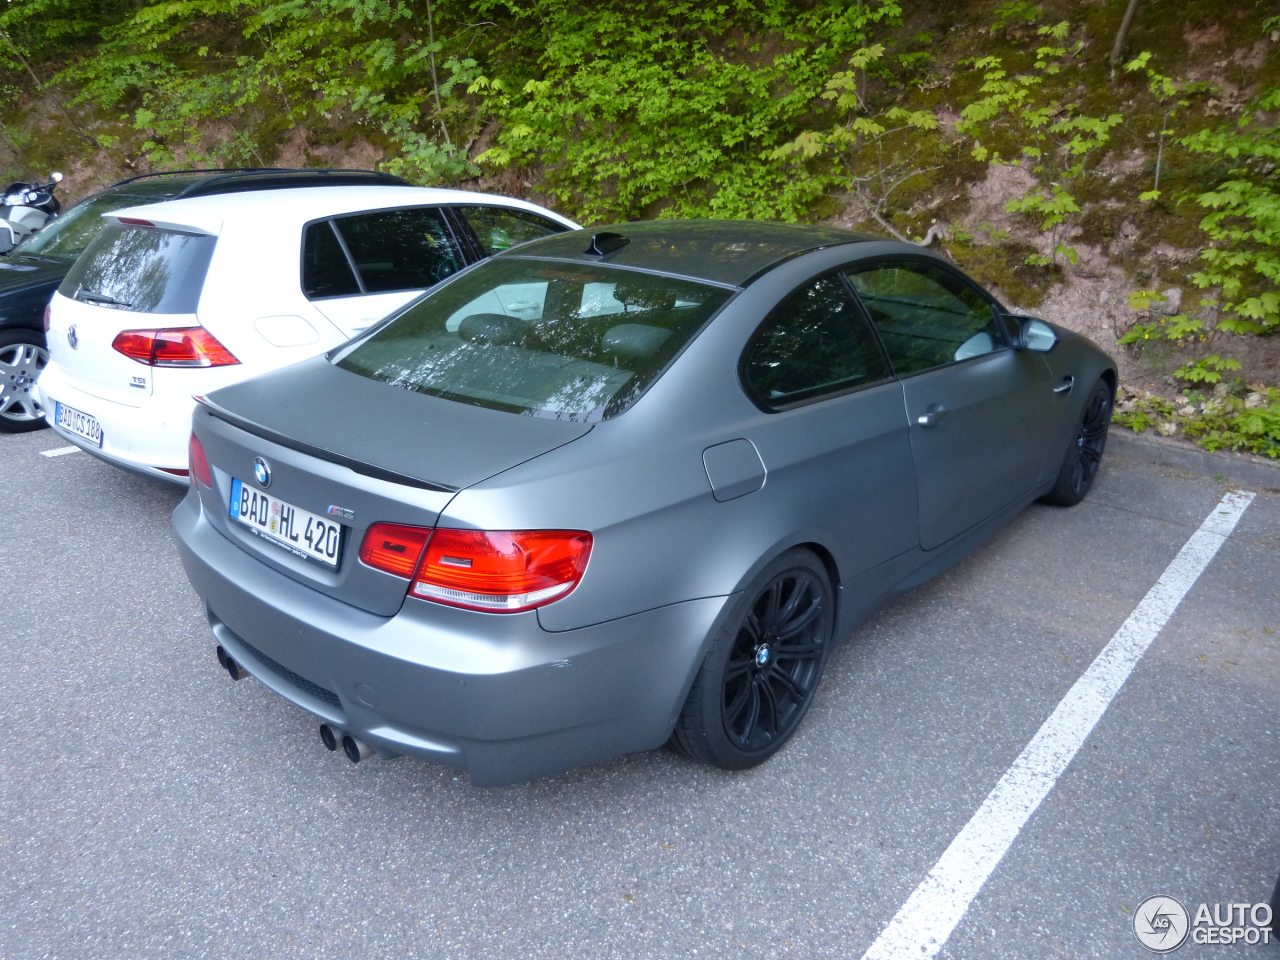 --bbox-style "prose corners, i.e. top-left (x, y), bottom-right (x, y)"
top-left (664, 536), bottom-right (842, 736)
